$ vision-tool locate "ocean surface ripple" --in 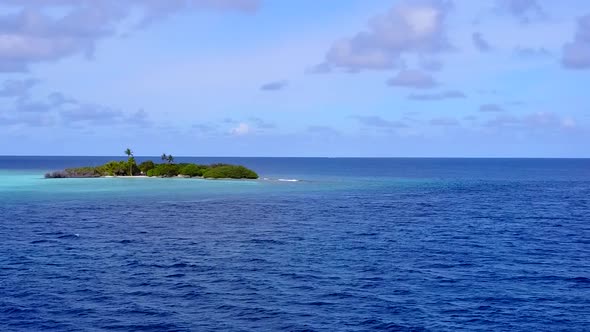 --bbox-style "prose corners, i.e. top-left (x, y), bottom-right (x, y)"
top-left (1, 157), bottom-right (589, 331)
